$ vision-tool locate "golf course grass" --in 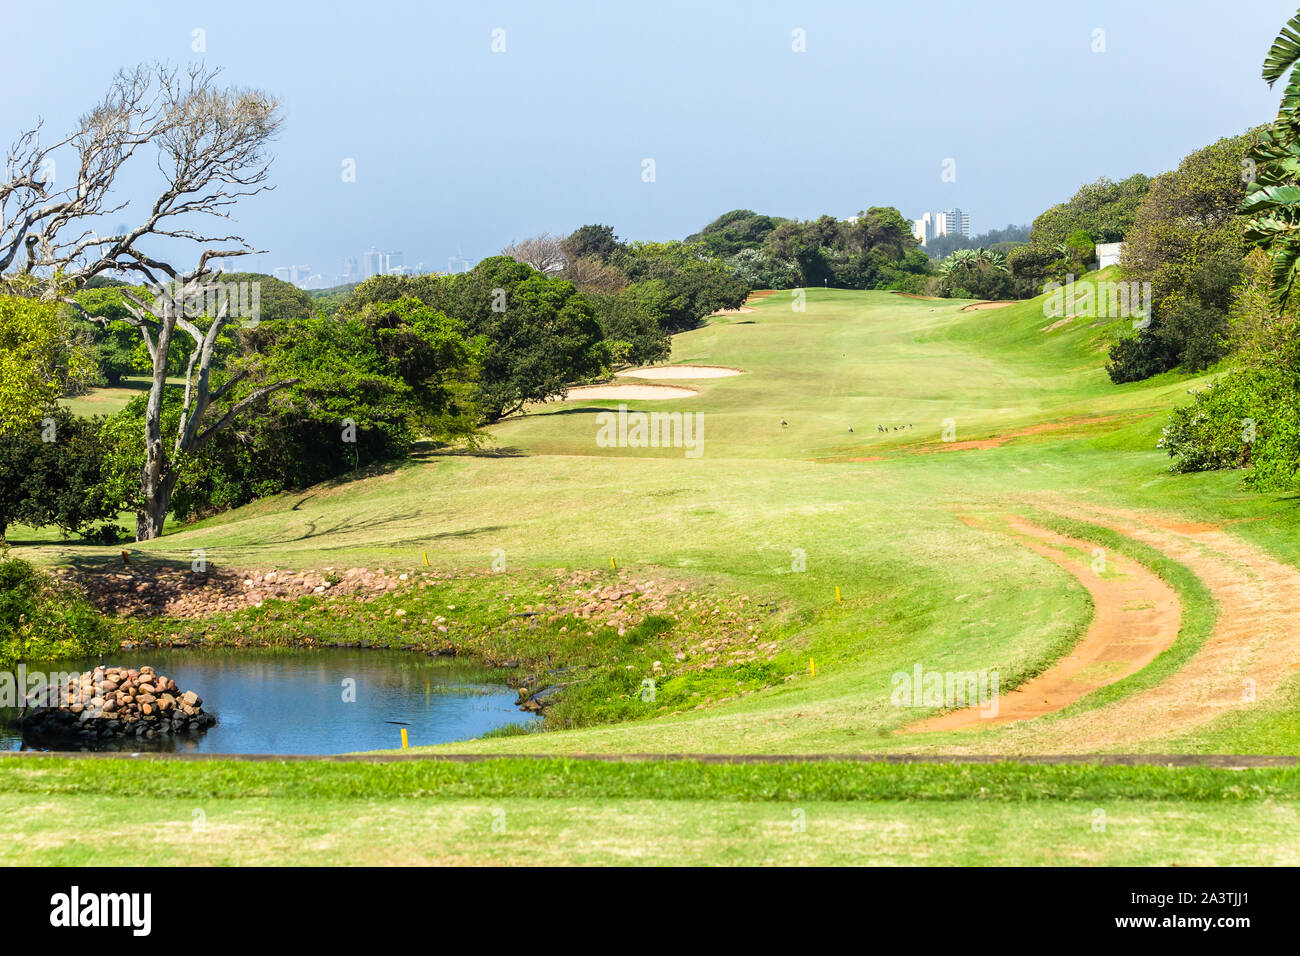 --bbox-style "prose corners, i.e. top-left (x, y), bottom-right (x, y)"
top-left (11, 269), bottom-right (1300, 864)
